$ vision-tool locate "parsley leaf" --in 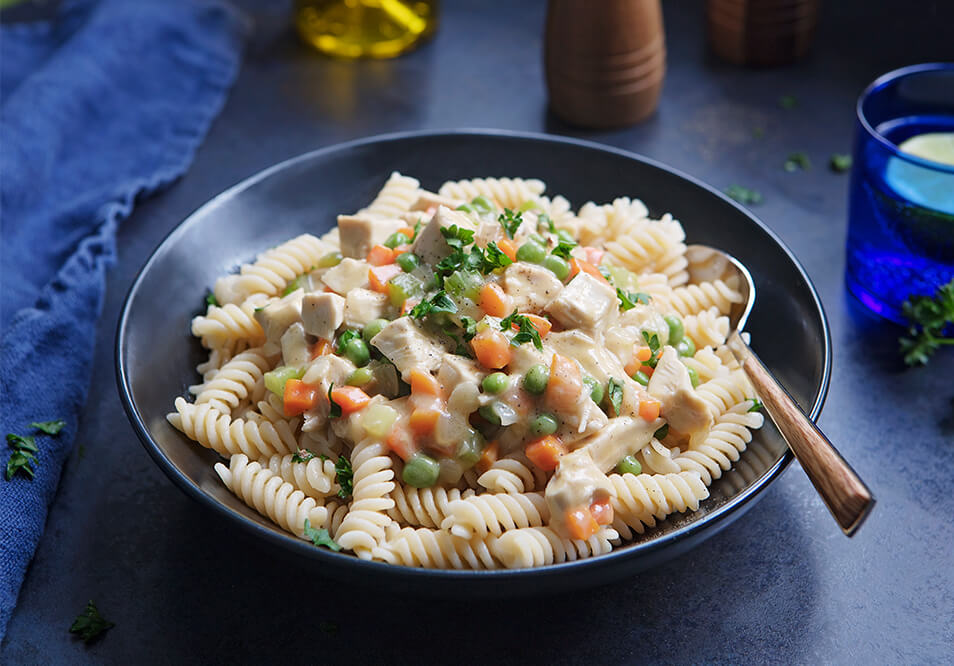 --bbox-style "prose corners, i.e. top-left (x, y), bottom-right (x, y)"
top-left (899, 279), bottom-right (954, 366)
top-left (641, 330), bottom-right (661, 368)
top-left (482, 242), bottom-right (513, 272)
top-left (292, 448), bottom-right (316, 463)
top-left (335, 329), bottom-right (361, 354)
top-left (69, 601), bottom-right (114, 644)
top-left (5, 433), bottom-right (38, 481)
top-left (725, 185), bottom-right (763, 205)
top-left (205, 292), bottom-right (219, 308)
top-left (829, 153), bottom-right (852, 173)
top-left (617, 289), bottom-right (651, 311)
top-left (551, 238), bottom-right (578, 260)
top-left (499, 310), bottom-right (544, 351)
top-left (440, 224), bottom-right (475, 250)
top-left (747, 398), bottom-right (763, 412)
top-left (784, 152), bottom-right (811, 172)
top-left (538, 213), bottom-right (556, 234)
top-left (607, 378), bottom-right (624, 417)
top-left (335, 456), bottom-right (353, 498)
top-left (654, 423), bottom-right (669, 440)
top-left (327, 384), bottom-right (342, 419)
top-left (409, 291), bottom-right (458, 319)
top-left (459, 315), bottom-right (478, 341)
top-left (778, 94), bottom-right (798, 109)
top-left (8, 433), bottom-right (38, 453)
top-left (303, 518), bottom-right (342, 552)
top-left (31, 420), bottom-right (65, 435)
top-left (498, 208), bottom-right (523, 239)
